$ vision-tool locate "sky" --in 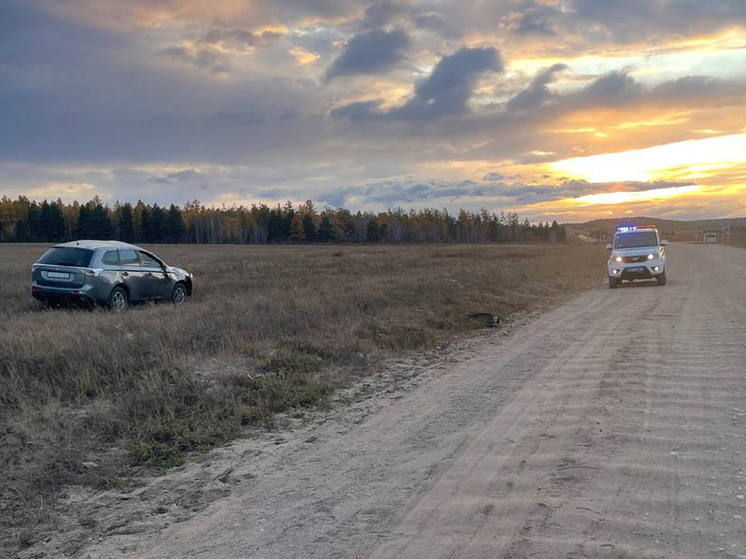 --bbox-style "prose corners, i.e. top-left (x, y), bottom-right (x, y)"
top-left (1, 0), bottom-right (746, 222)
